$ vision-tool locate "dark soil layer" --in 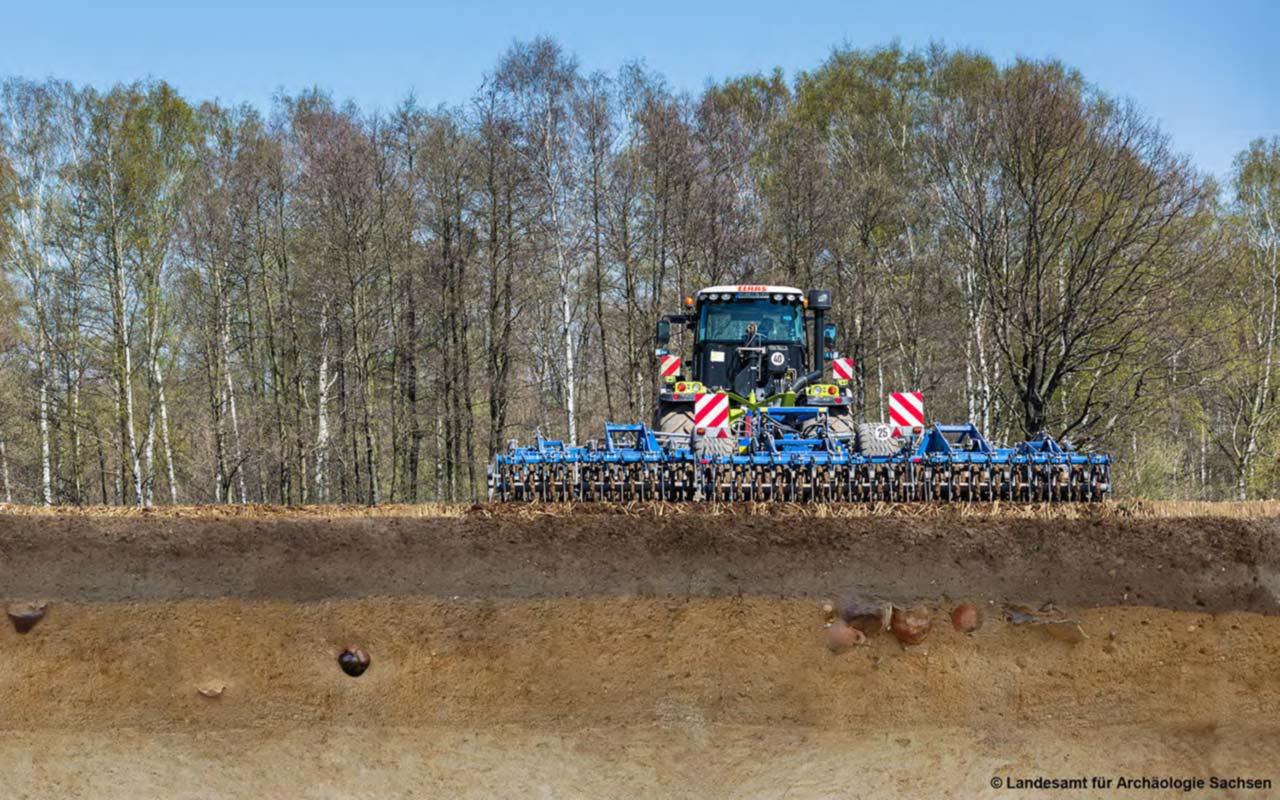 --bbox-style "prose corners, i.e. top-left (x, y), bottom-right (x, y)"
top-left (0, 509), bottom-right (1276, 612)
